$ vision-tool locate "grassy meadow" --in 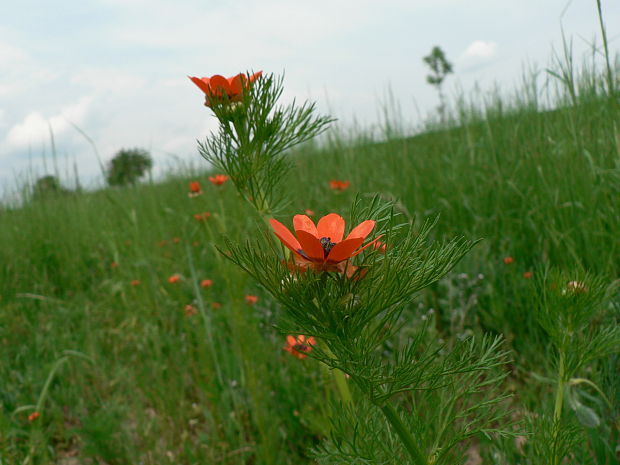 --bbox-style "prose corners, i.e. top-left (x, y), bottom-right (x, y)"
top-left (1, 52), bottom-right (620, 464)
